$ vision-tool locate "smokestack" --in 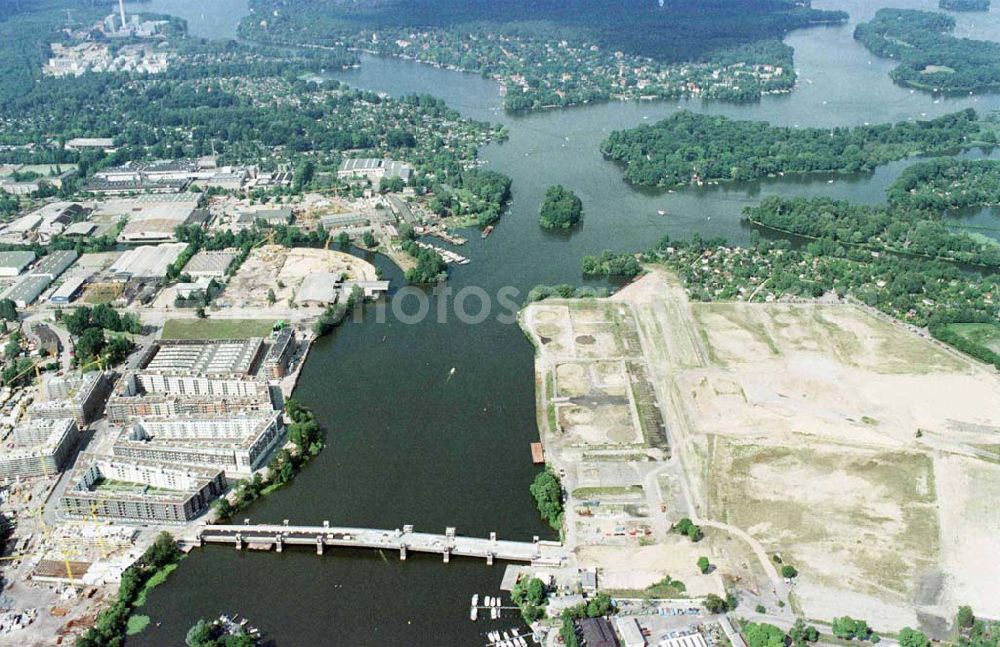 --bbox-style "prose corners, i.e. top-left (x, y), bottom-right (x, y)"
top-left (118, 0), bottom-right (127, 30)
